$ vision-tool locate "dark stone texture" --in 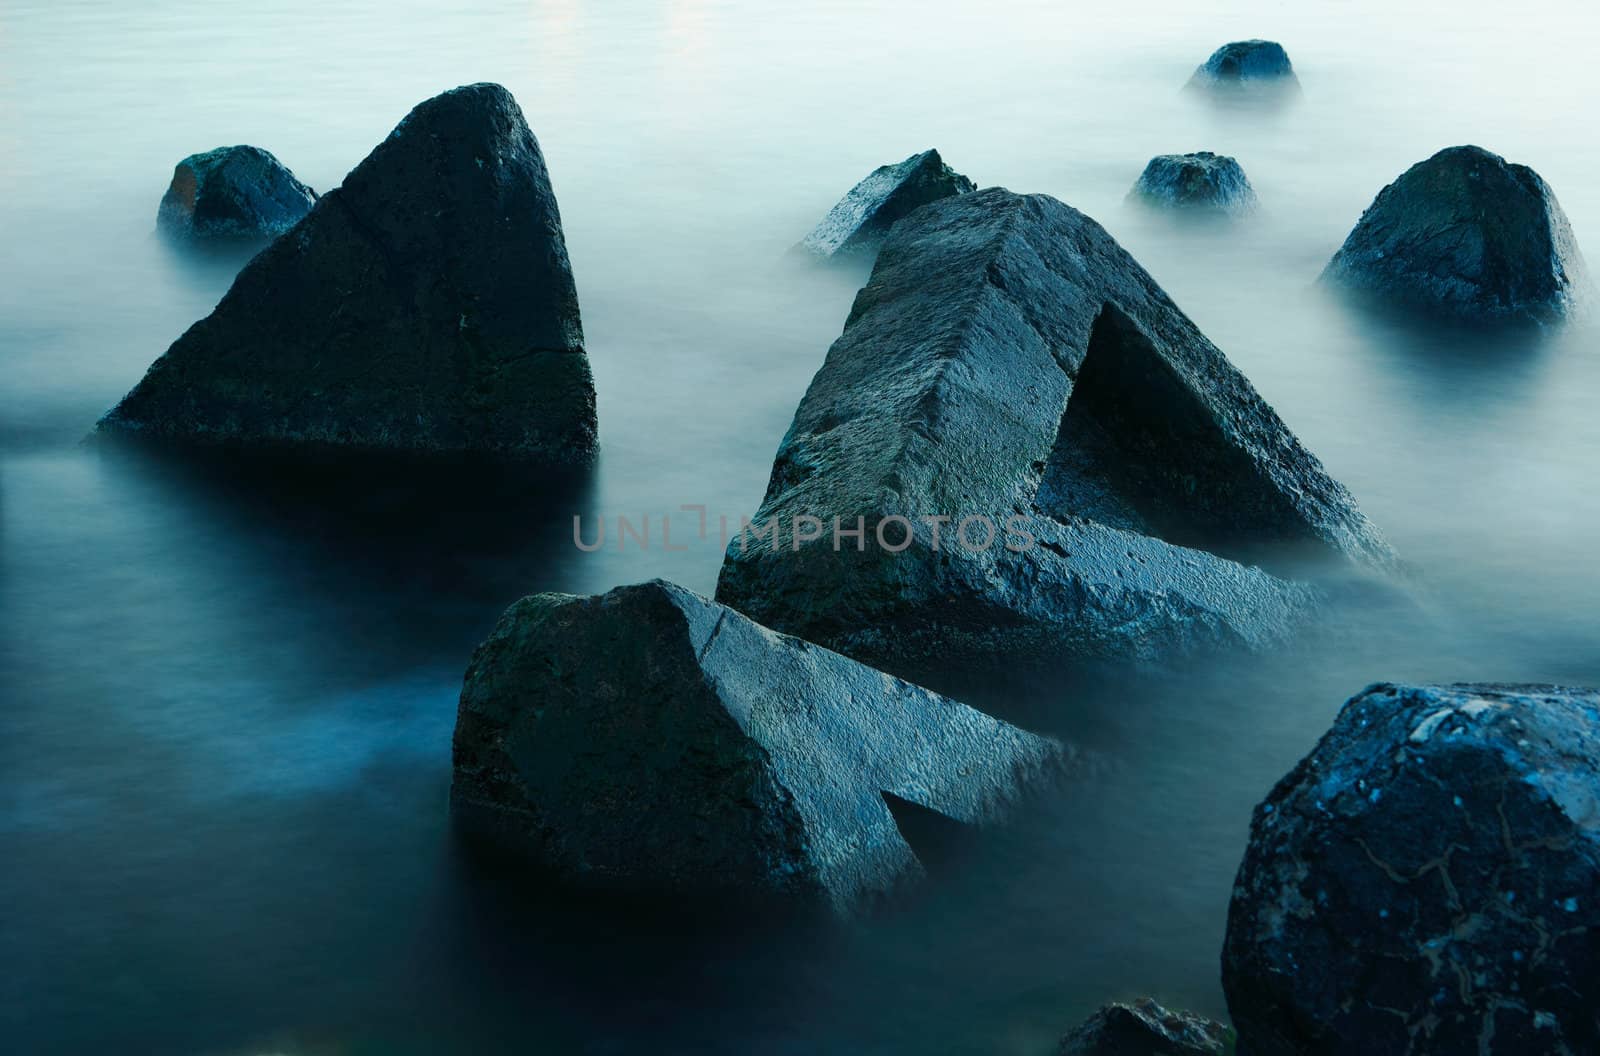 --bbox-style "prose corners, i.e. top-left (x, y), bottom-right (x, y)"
top-left (796, 148), bottom-right (976, 260)
top-left (100, 83), bottom-right (595, 464)
top-left (1224, 682), bottom-right (1600, 1056)
top-left (1060, 998), bottom-right (1230, 1055)
top-left (1130, 153), bottom-right (1256, 216)
top-left (1188, 40), bottom-right (1298, 88)
top-left (450, 580), bottom-right (1061, 915)
top-left (716, 189), bottom-right (1391, 678)
top-left (156, 145), bottom-right (317, 242)
top-left (1322, 145), bottom-right (1588, 326)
